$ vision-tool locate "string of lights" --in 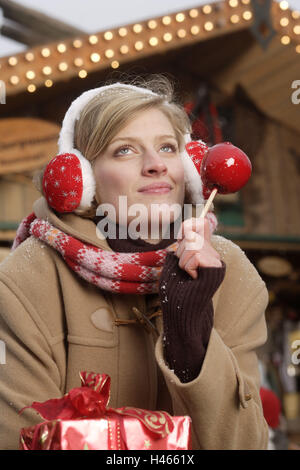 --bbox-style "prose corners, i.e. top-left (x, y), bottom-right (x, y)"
top-left (0, 0), bottom-right (298, 96)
